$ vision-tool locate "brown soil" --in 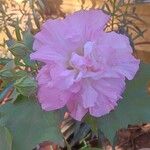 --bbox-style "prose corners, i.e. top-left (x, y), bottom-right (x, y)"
top-left (115, 124), bottom-right (150, 150)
